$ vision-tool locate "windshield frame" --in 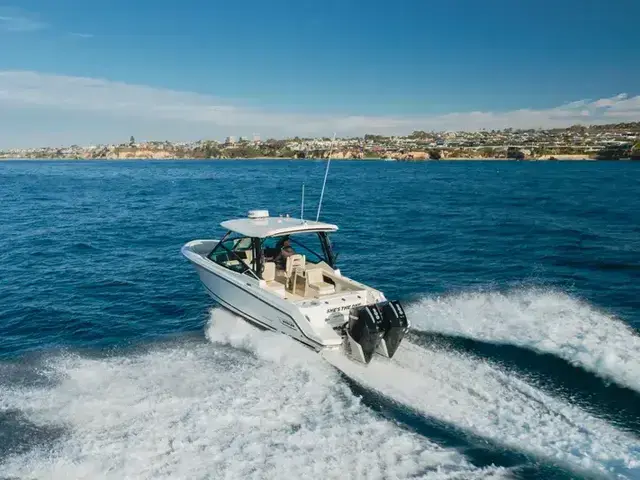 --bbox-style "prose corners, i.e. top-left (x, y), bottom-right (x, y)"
top-left (262, 231), bottom-right (336, 268)
top-left (208, 230), bottom-right (337, 280)
top-left (207, 231), bottom-right (261, 280)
